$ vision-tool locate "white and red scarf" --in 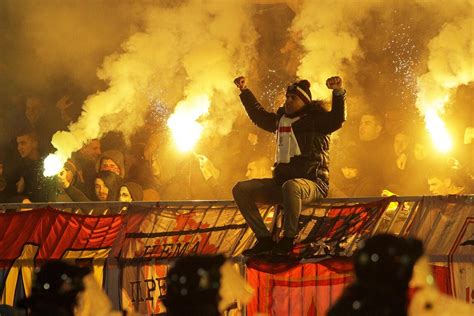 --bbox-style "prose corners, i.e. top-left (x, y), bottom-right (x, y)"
top-left (276, 115), bottom-right (301, 163)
